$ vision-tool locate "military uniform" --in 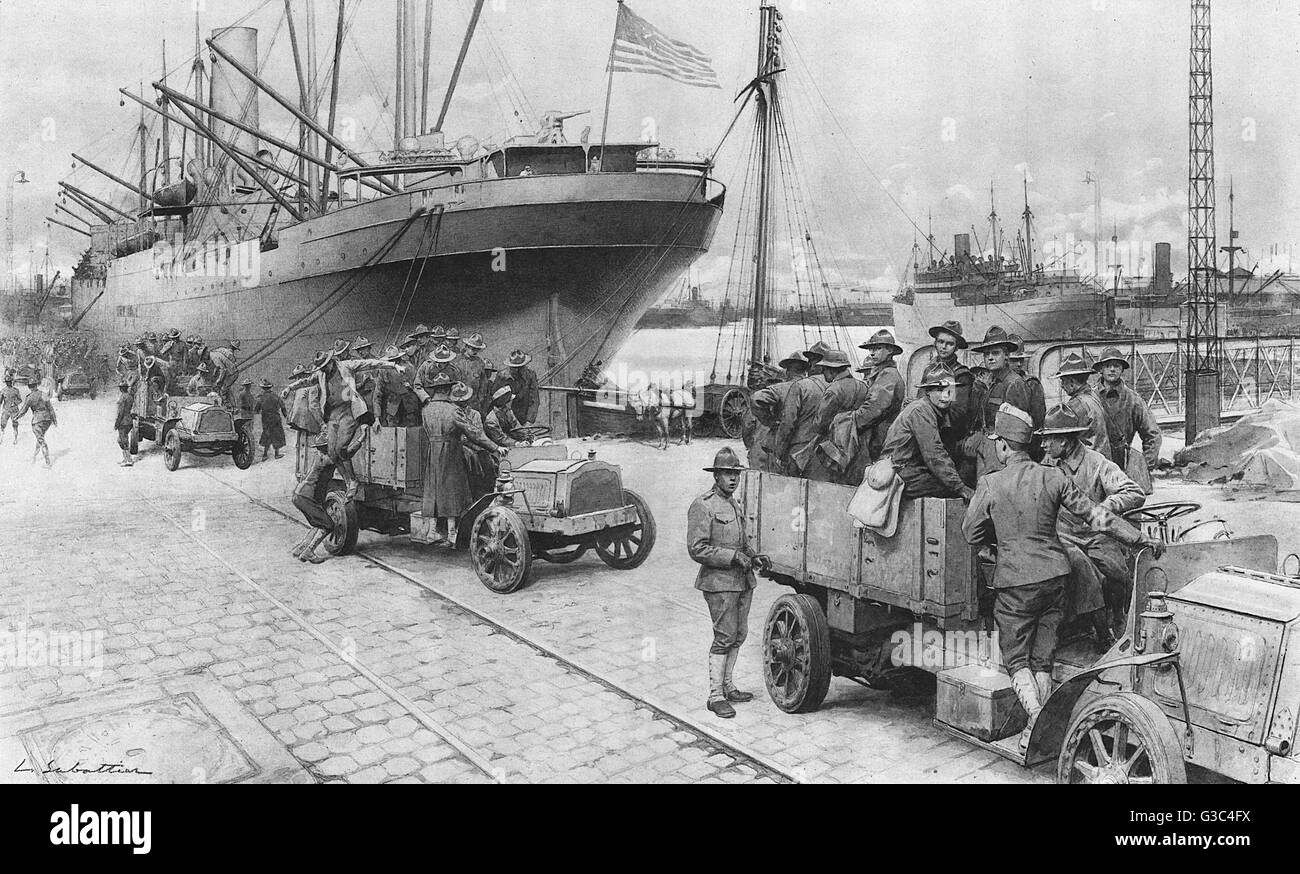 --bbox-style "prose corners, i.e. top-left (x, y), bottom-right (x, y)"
top-left (773, 373), bottom-right (828, 475)
top-left (1064, 385), bottom-right (1113, 462)
top-left (495, 359), bottom-right (540, 425)
top-left (882, 397), bottom-right (968, 498)
top-left (806, 368), bottom-right (869, 483)
top-left (1, 381), bottom-right (21, 440)
top-left (291, 440), bottom-right (339, 563)
top-left (16, 386), bottom-right (56, 464)
top-left (484, 403), bottom-right (522, 447)
top-left (1099, 379), bottom-right (1161, 482)
top-left (115, 385), bottom-right (135, 464)
top-left (687, 447), bottom-right (761, 717)
top-left (747, 379), bottom-right (794, 471)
